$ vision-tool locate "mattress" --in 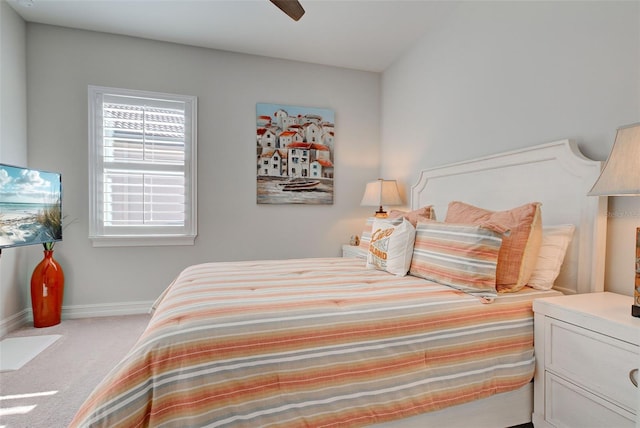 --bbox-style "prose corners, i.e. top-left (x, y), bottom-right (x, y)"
top-left (70, 257), bottom-right (561, 427)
